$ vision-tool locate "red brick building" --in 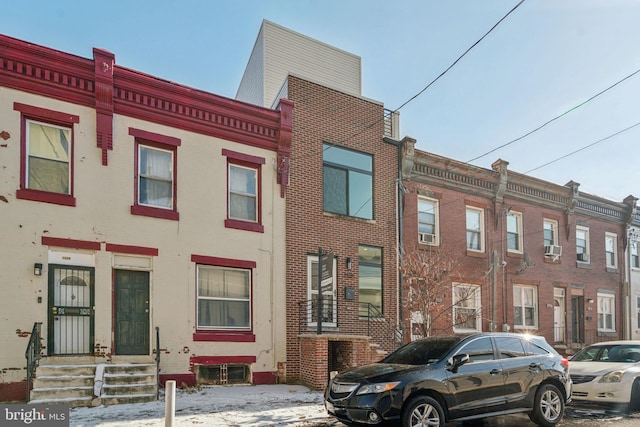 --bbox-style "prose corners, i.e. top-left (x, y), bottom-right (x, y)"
top-left (402, 151), bottom-right (634, 354)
